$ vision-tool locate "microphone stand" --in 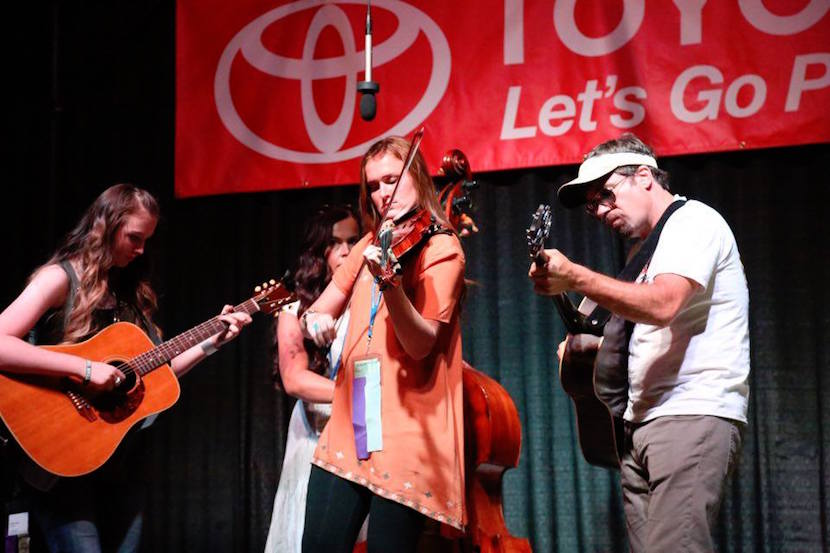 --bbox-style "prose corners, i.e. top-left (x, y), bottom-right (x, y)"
top-left (358, 0), bottom-right (380, 121)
